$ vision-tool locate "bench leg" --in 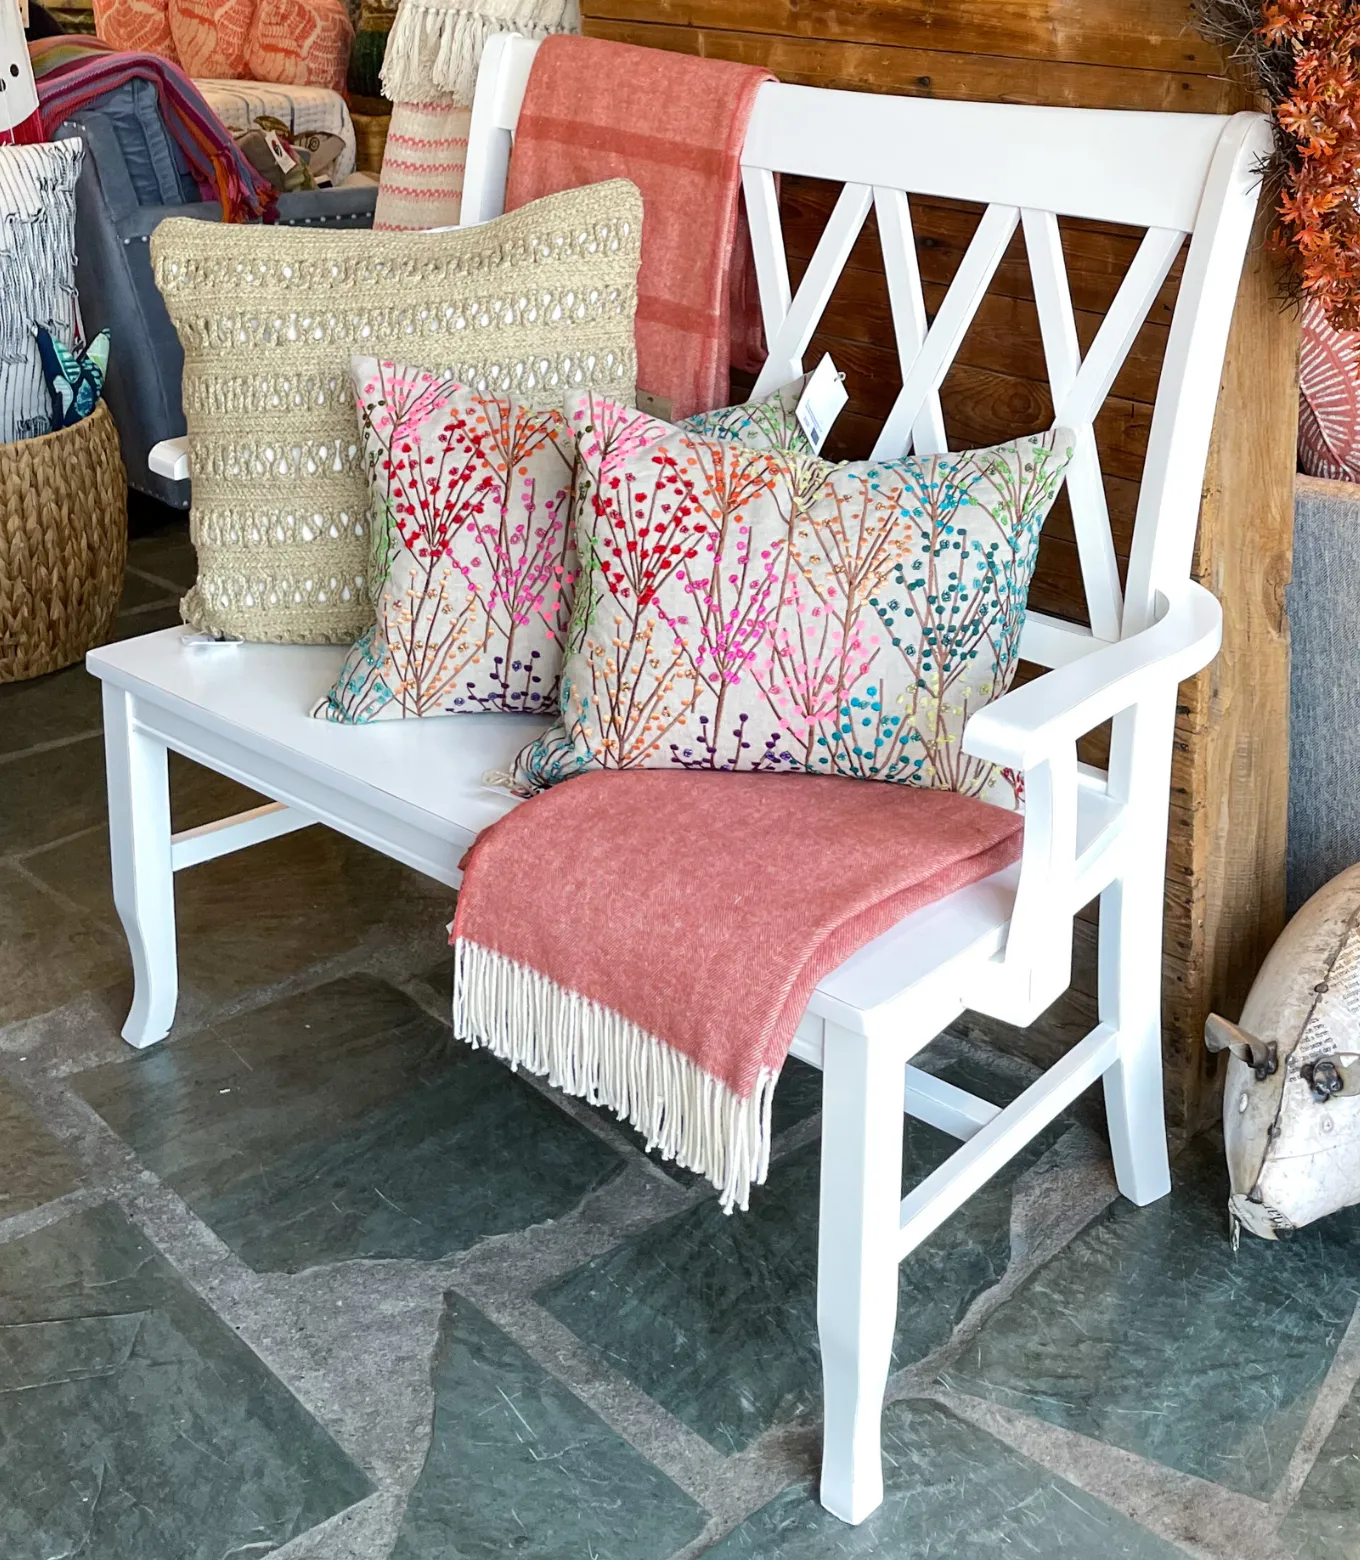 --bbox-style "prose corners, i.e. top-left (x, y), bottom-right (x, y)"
top-left (102, 685), bottom-right (178, 1048)
top-left (818, 1021), bottom-right (906, 1525)
top-left (1099, 867), bottom-right (1172, 1206)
